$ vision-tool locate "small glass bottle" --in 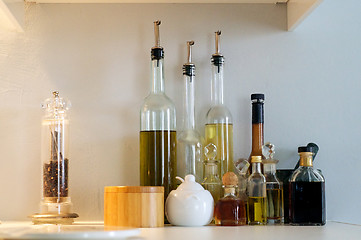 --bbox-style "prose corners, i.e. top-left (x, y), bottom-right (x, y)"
top-left (248, 94), bottom-right (266, 173)
top-left (290, 146), bottom-right (326, 226)
top-left (205, 31), bottom-right (234, 178)
top-left (202, 143), bottom-right (222, 204)
top-left (247, 156), bottom-right (267, 225)
top-left (140, 21), bottom-right (177, 201)
top-left (263, 143), bottom-right (283, 224)
top-left (214, 172), bottom-right (247, 226)
top-left (177, 41), bottom-right (203, 183)
top-left (31, 91), bottom-right (78, 224)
